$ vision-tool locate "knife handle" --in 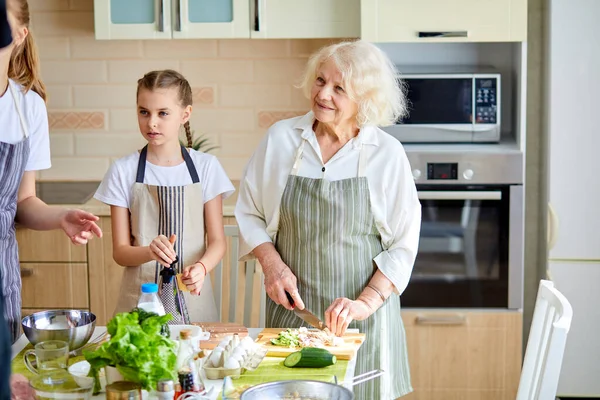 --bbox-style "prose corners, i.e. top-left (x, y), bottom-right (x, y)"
top-left (285, 291), bottom-right (295, 308)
